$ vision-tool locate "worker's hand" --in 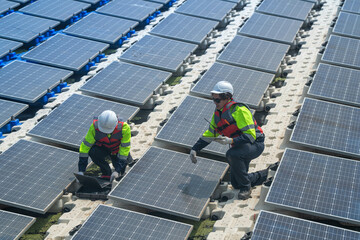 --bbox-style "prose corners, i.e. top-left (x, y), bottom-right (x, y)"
top-left (214, 136), bottom-right (233, 145)
top-left (190, 150), bottom-right (197, 164)
top-left (110, 171), bottom-right (119, 183)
